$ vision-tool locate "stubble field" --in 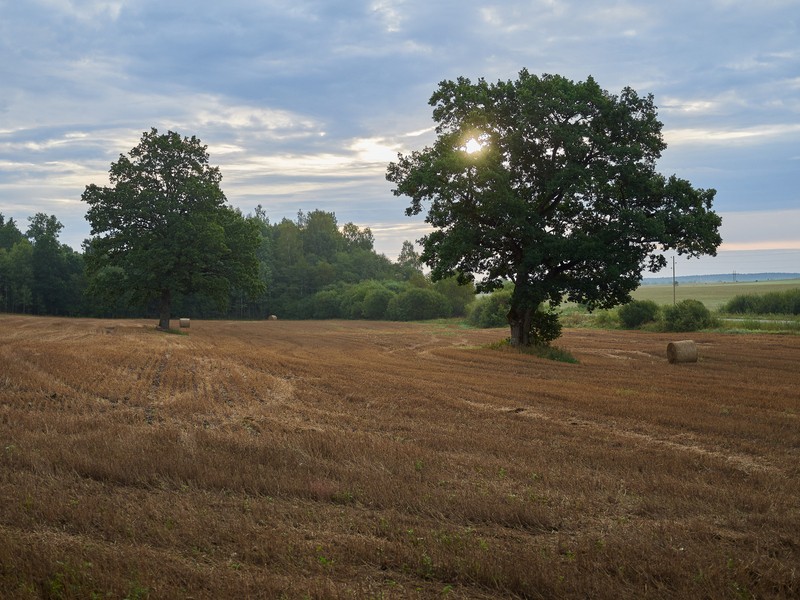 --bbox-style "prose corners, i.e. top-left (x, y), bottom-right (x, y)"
top-left (0, 315), bottom-right (798, 599)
